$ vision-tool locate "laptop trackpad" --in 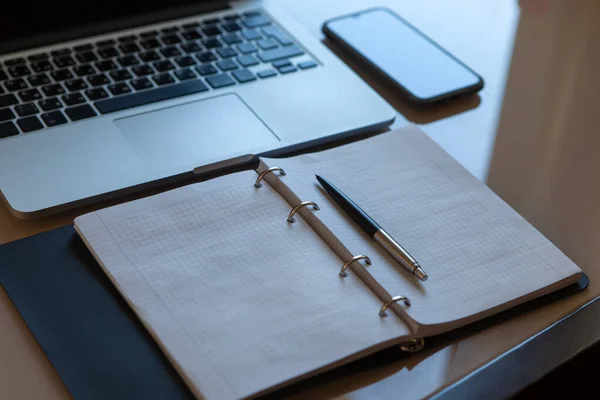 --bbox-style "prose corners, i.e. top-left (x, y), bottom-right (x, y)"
top-left (114, 94), bottom-right (279, 172)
